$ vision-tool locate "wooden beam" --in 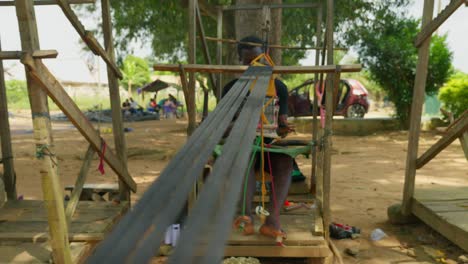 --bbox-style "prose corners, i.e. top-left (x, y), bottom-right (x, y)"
top-left (414, 0), bottom-right (464, 47)
top-left (195, 3), bottom-right (218, 101)
top-left (65, 145), bottom-right (94, 226)
top-left (310, 5), bottom-right (323, 195)
top-left (222, 3), bottom-right (320, 11)
top-left (153, 64), bottom-right (361, 74)
top-left (187, 0), bottom-right (197, 136)
top-left (203, 36), bottom-right (348, 50)
top-left (0, 0), bottom-right (95, 6)
top-left (20, 56), bottom-right (137, 192)
top-left (0, 50), bottom-right (58, 60)
top-left (54, 0), bottom-right (122, 79)
top-left (0, 39), bottom-right (17, 200)
top-left (101, 0), bottom-right (130, 201)
top-left (401, 0), bottom-right (435, 216)
top-left (416, 112), bottom-right (468, 169)
top-left (14, 0), bottom-right (72, 263)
